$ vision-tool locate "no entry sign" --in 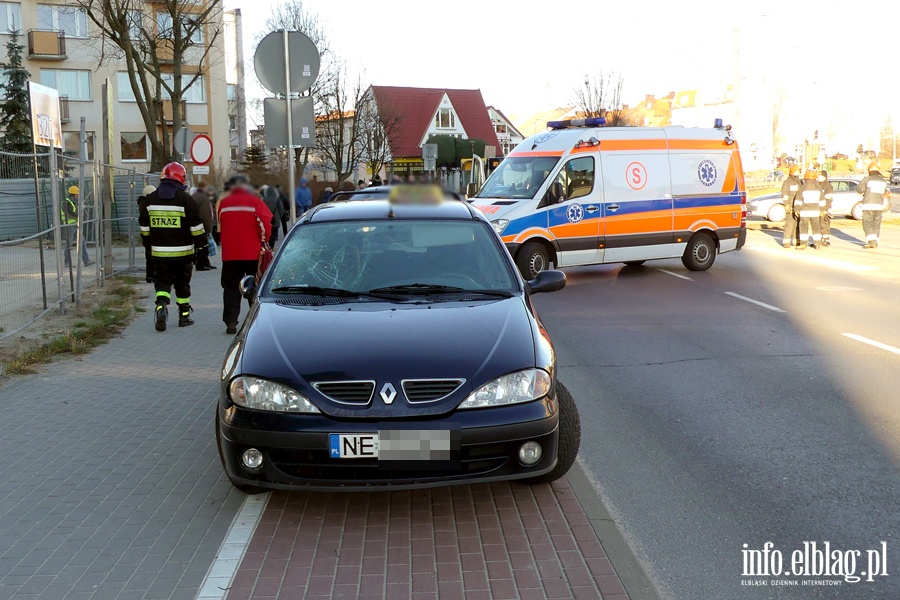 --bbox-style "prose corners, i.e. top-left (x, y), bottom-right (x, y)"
top-left (190, 134), bottom-right (213, 166)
